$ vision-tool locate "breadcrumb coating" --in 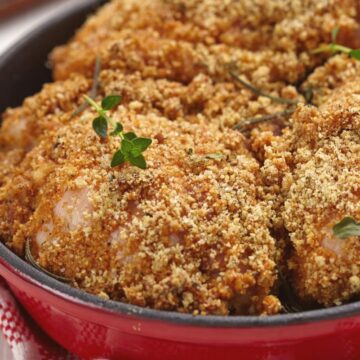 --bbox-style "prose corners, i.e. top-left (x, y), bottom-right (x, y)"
top-left (51, 0), bottom-right (359, 86)
top-left (1, 0), bottom-right (360, 316)
top-left (52, 28), bottom-right (309, 85)
top-left (0, 75), bottom-right (90, 153)
top-left (0, 68), bottom-right (300, 187)
top-left (0, 101), bottom-right (281, 315)
top-left (302, 54), bottom-right (360, 106)
top-left (262, 77), bottom-right (360, 306)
